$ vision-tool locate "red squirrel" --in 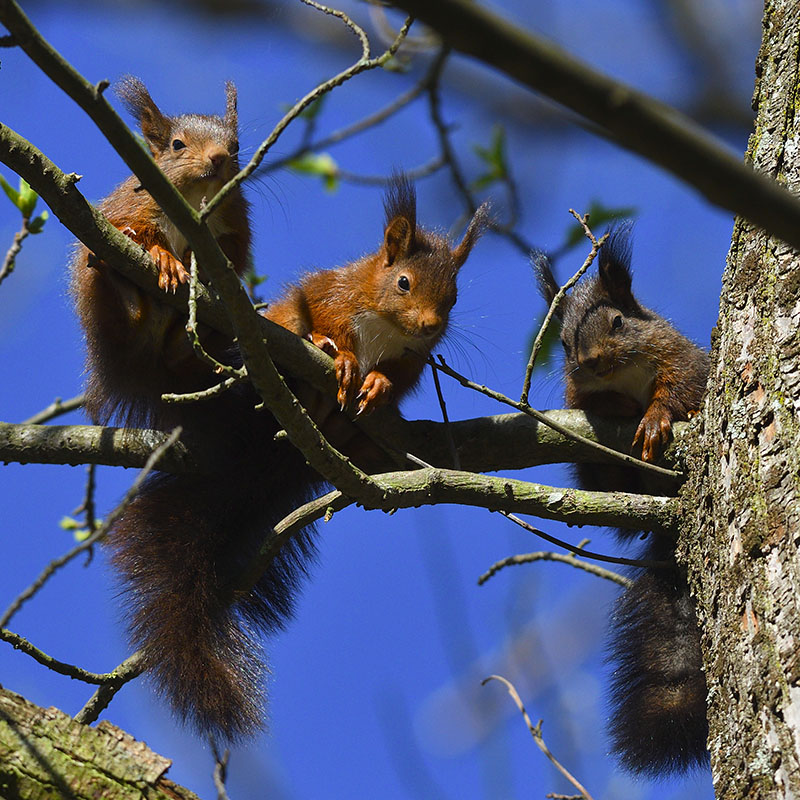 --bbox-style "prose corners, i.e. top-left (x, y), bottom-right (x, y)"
top-left (71, 76), bottom-right (251, 427)
top-left (534, 228), bottom-right (711, 776)
top-left (72, 96), bottom-right (488, 740)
